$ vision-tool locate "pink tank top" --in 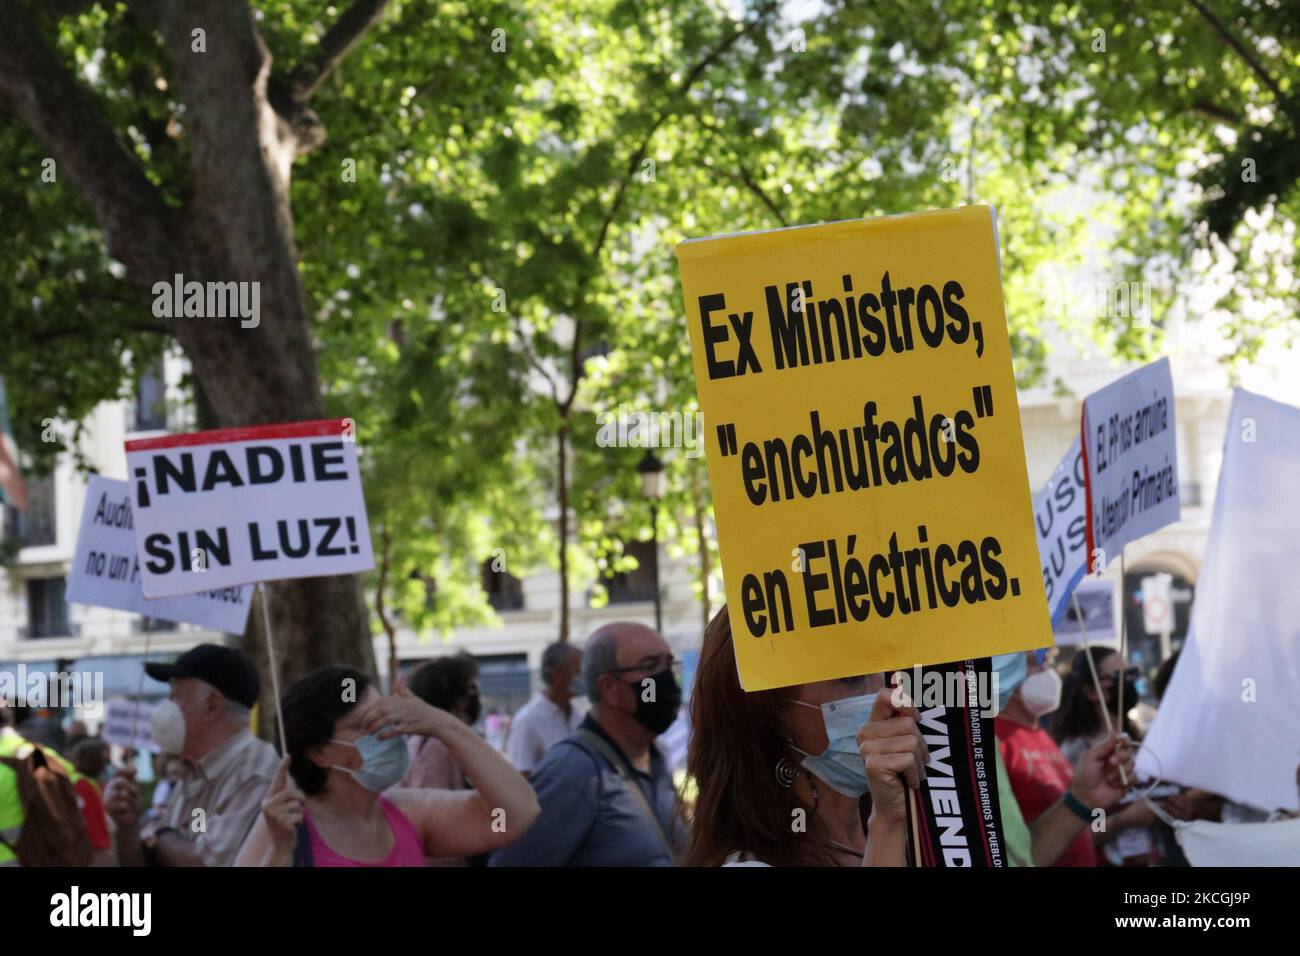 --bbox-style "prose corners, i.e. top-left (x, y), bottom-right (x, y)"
top-left (304, 795), bottom-right (427, 867)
